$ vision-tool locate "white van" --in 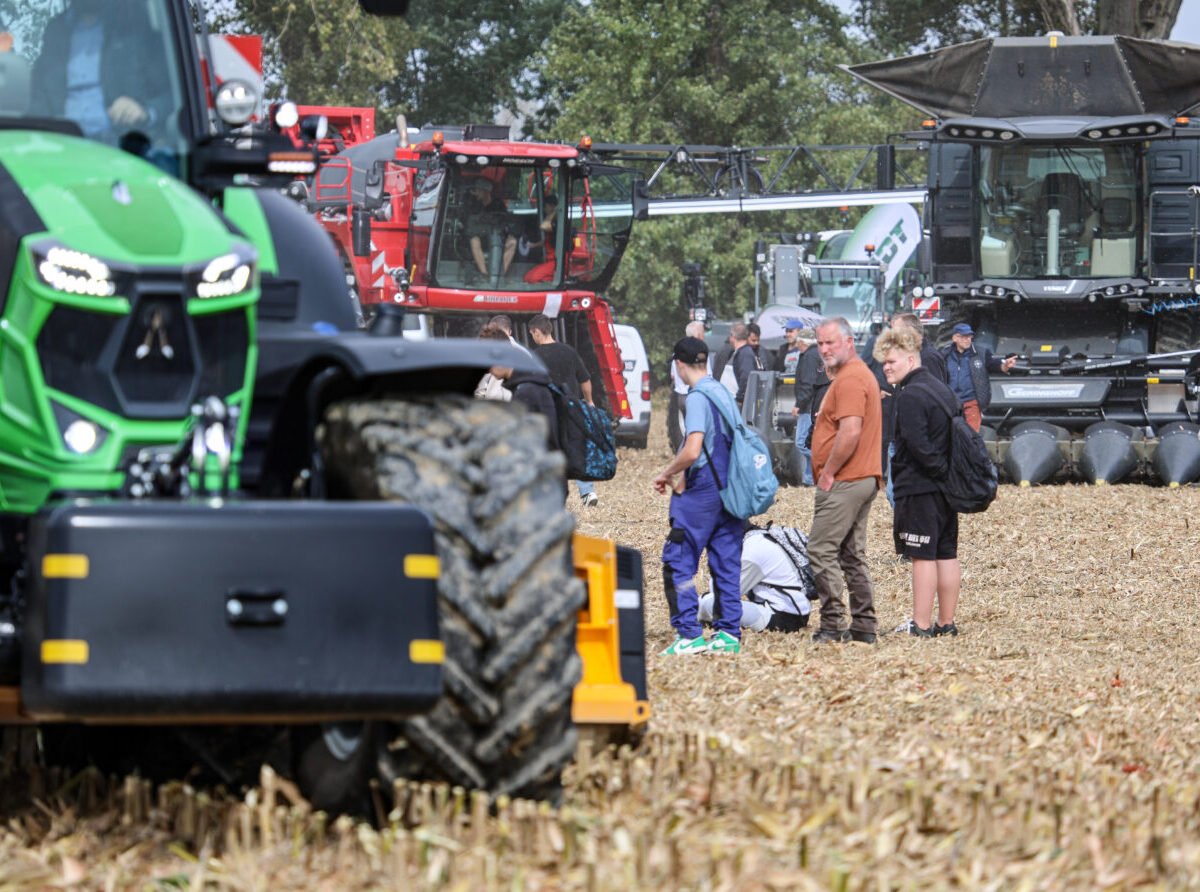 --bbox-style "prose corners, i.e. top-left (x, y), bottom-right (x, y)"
top-left (613, 323), bottom-right (651, 449)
